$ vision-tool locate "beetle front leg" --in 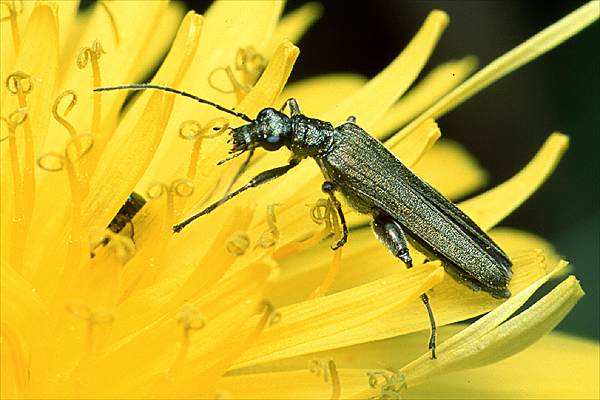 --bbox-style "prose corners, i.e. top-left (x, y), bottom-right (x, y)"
top-left (173, 159), bottom-right (300, 233)
top-left (371, 210), bottom-right (438, 359)
top-left (321, 181), bottom-right (348, 250)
